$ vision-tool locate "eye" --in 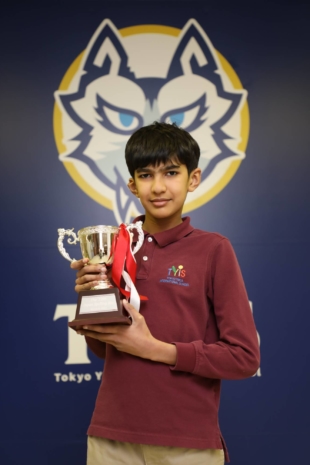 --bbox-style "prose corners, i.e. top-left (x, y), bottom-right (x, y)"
top-left (105, 107), bottom-right (140, 131)
top-left (138, 173), bottom-right (151, 179)
top-left (161, 94), bottom-right (207, 133)
top-left (95, 95), bottom-right (143, 135)
top-left (165, 108), bottom-right (199, 129)
top-left (141, 174), bottom-right (148, 179)
top-left (119, 113), bottom-right (134, 127)
top-left (168, 112), bottom-right (184, 126)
